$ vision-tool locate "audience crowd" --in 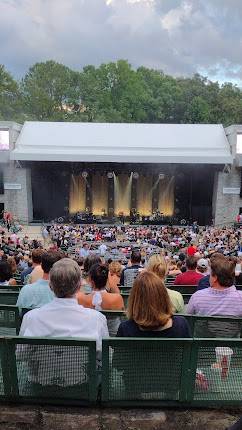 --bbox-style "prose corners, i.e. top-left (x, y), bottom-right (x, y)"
top-left (1, 221), bottom-right (242, 414)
